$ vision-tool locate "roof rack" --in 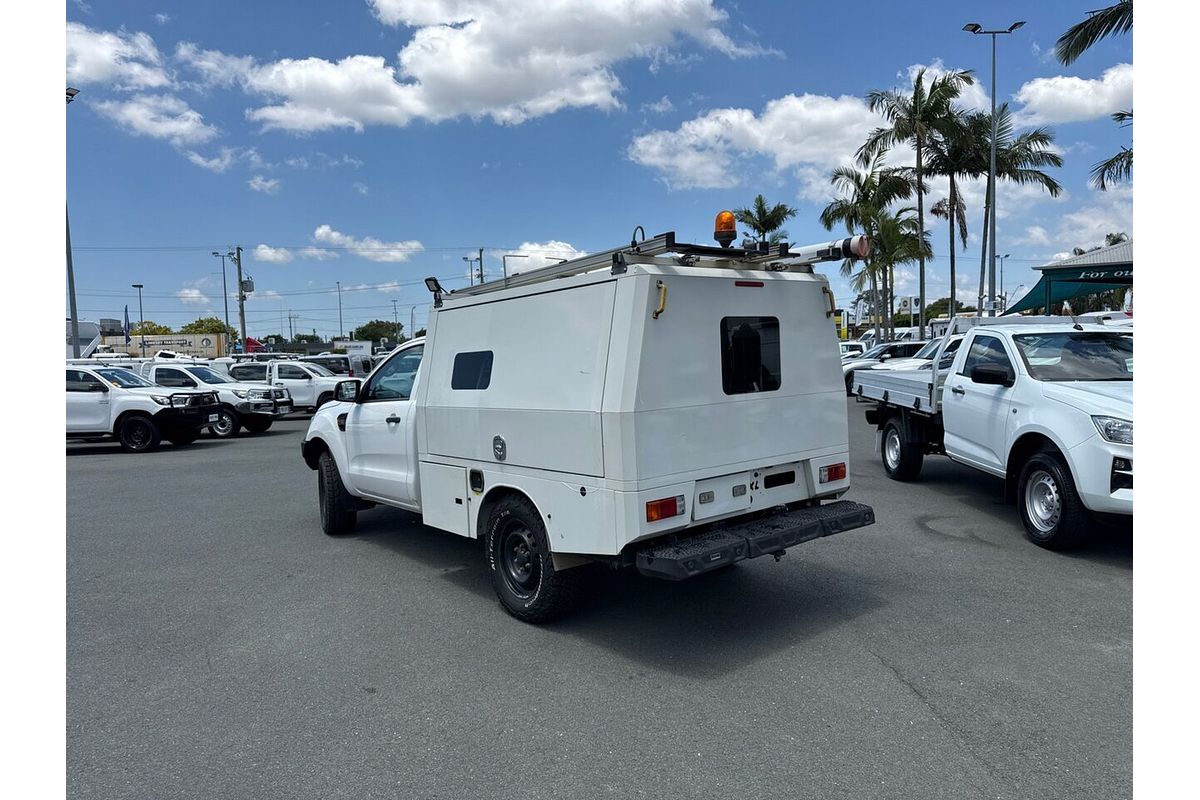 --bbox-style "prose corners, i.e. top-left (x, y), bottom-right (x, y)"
top-left (444, 231), bottom-right (868, 299)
